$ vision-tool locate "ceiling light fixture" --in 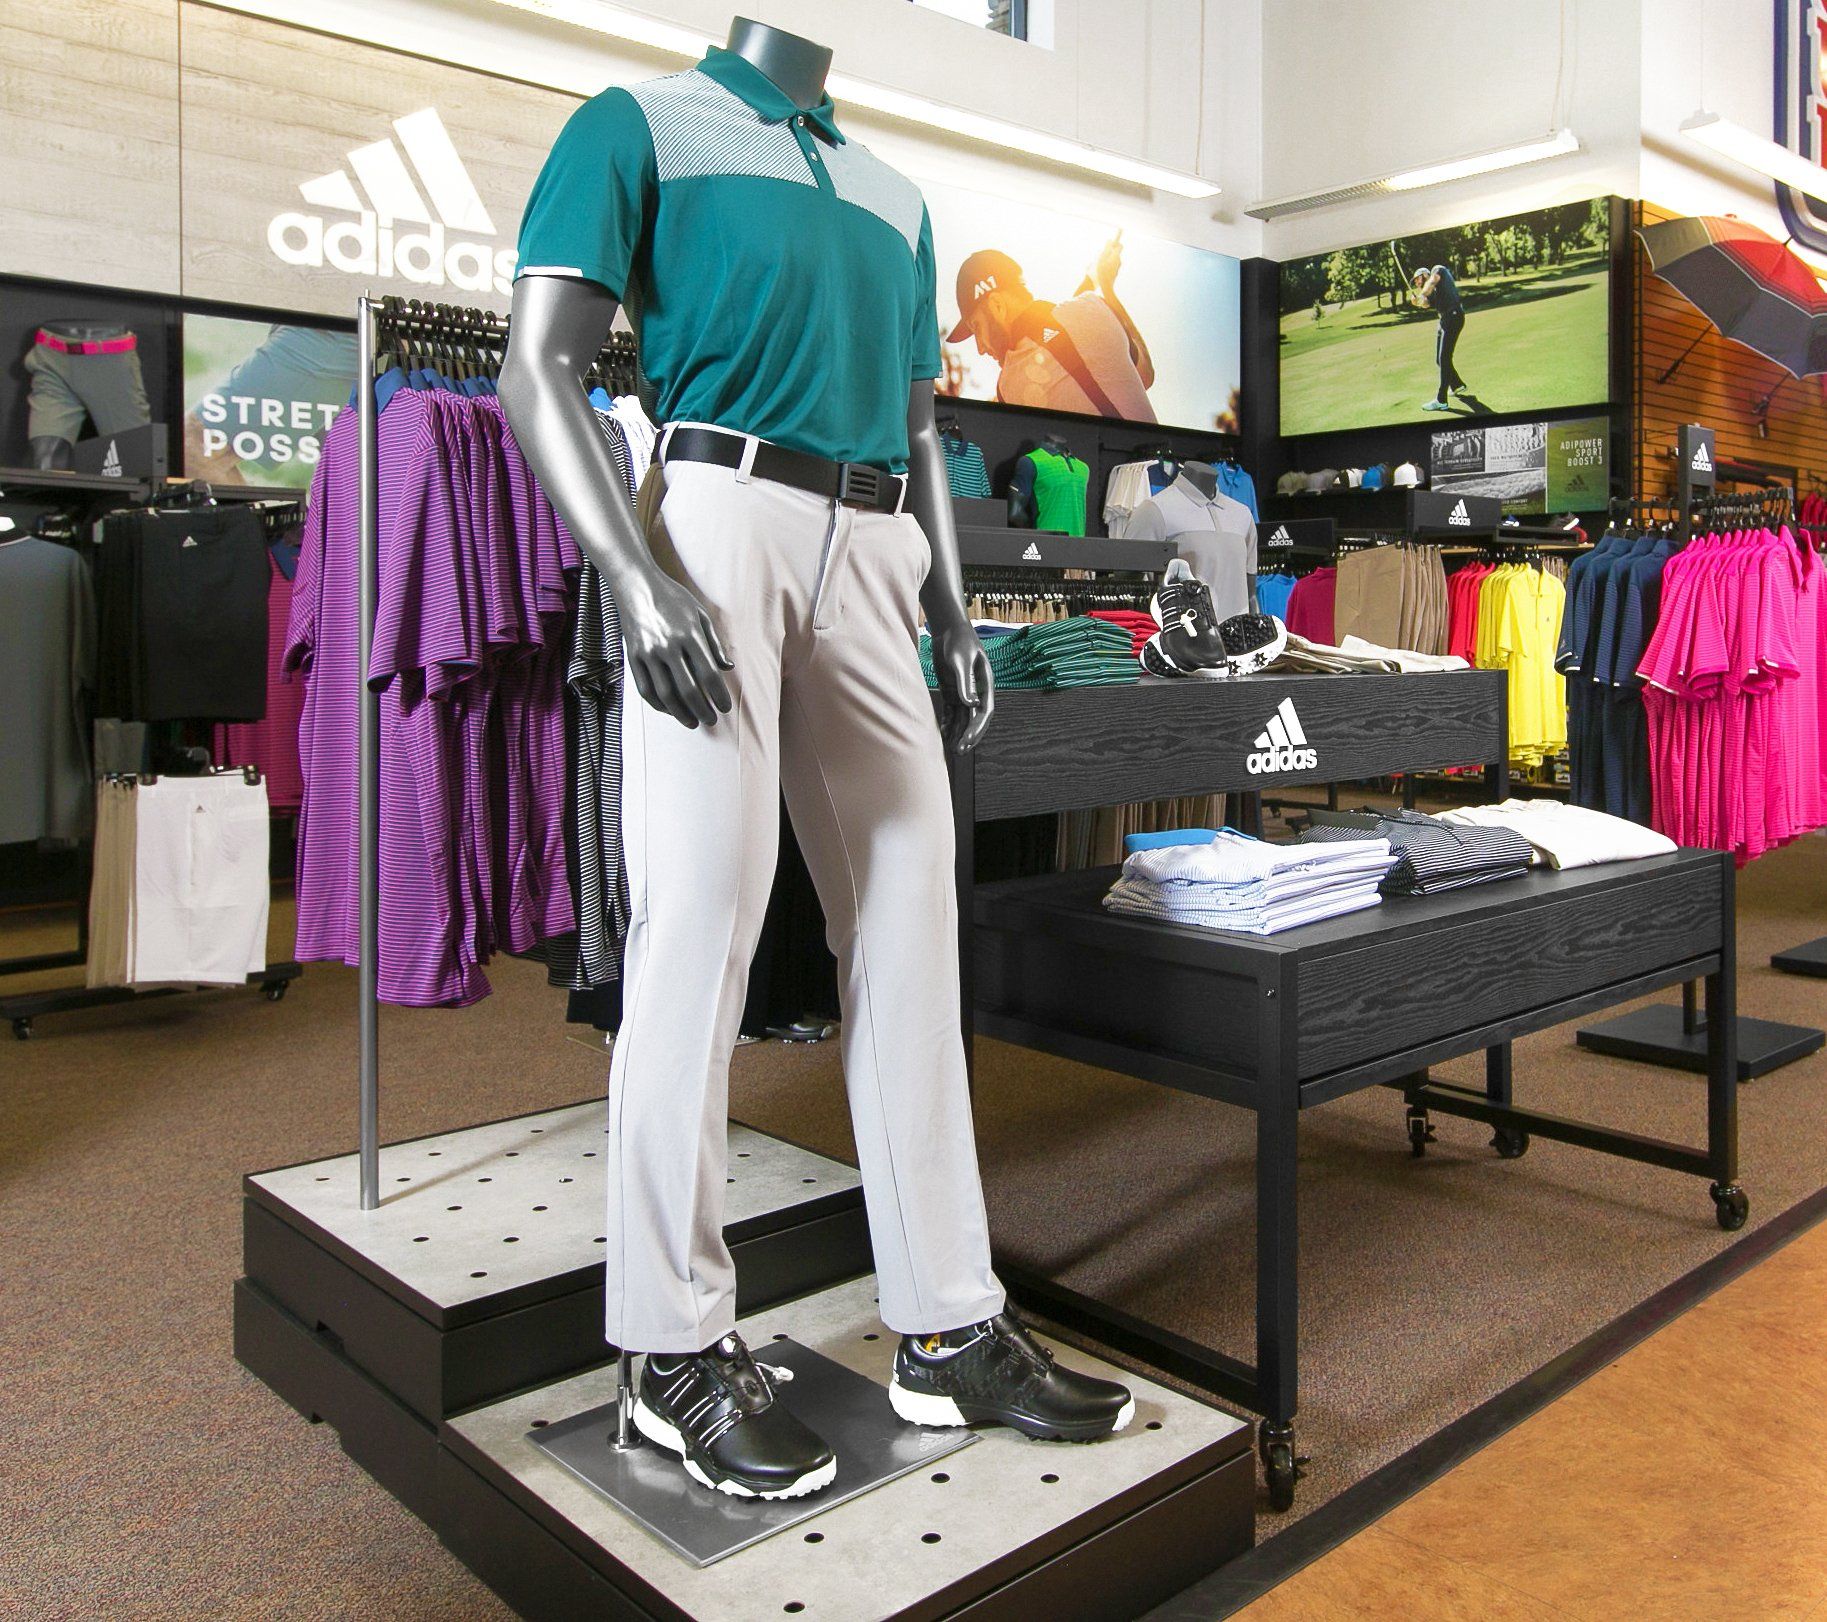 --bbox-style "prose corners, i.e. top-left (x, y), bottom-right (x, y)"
top-left (1247, 128), bottom-right (1582, 220)
top-left (482, 0), bottom-right (1219, 197)
top-left (1681, 110), bottom-right (1827, 206)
